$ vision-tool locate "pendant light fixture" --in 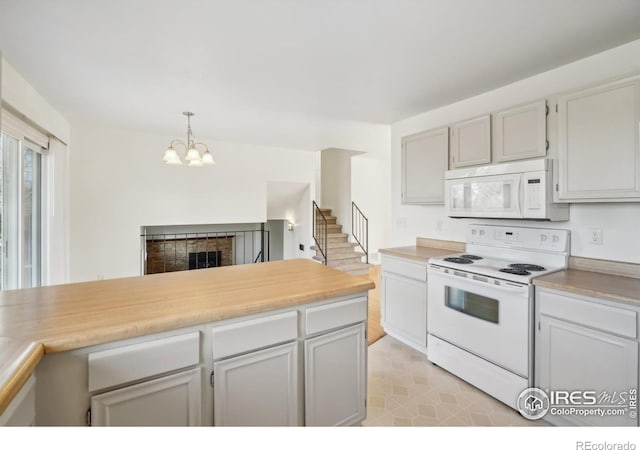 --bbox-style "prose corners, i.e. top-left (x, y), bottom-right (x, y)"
top-left (163, 112), bottom-right (214, 166)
